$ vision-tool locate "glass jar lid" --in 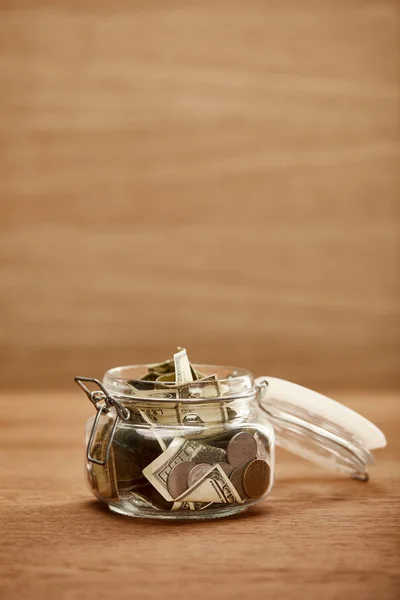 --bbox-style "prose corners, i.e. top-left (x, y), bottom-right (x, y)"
top-left (255, 376), bottom-right (386, 481)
